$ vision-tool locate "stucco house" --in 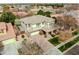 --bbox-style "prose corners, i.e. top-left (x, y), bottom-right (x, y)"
top-left (0, 22), bottom-right (18, 55)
